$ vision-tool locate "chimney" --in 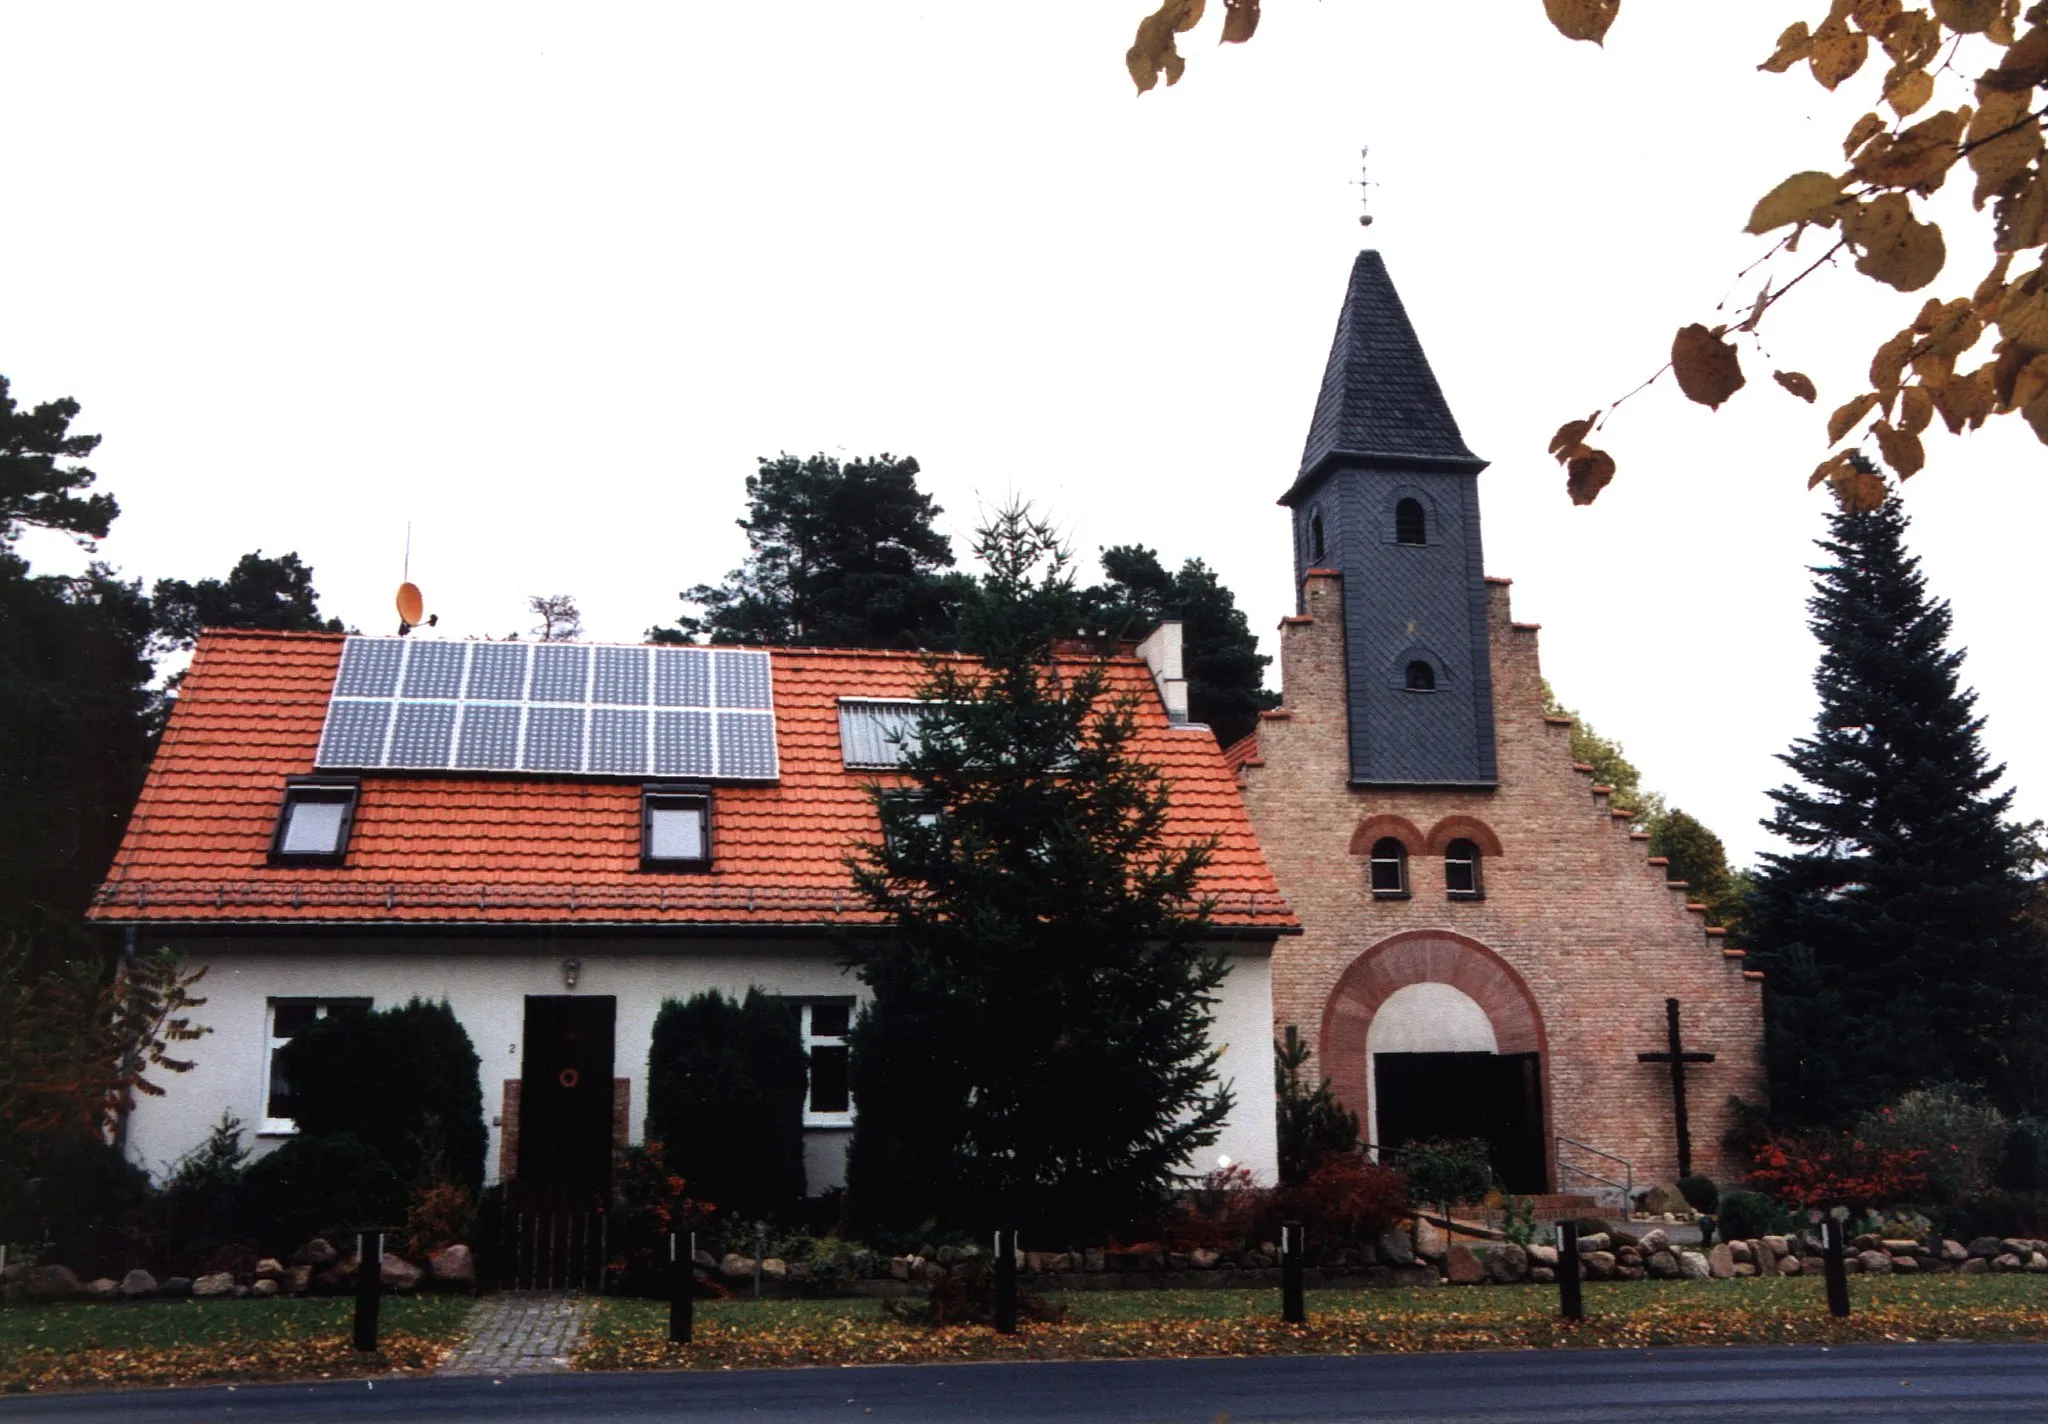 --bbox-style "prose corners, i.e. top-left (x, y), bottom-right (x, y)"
top-left (1135, 621), bottom-right (1192, 726)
